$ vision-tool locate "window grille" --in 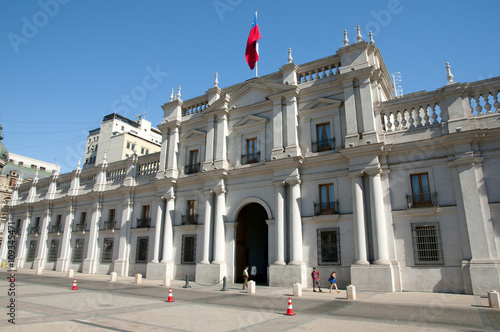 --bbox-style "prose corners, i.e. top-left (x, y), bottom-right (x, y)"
top-left (72, 239), bottom-right (85, 262)
top-left (181, 235), bottom-right (196, 264)
top-left (136, 237), bottom-right (149, 263)
top-left (48, 239), bottom-right (59, 262)
top-left (411, 222), bottom-right (443, 265)
top-left (27, 240), bottom-right (37, 261)
top-left (317, 228), bottom-right (341, 265)
top-left (101, 238), bottom-right (113, 263)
